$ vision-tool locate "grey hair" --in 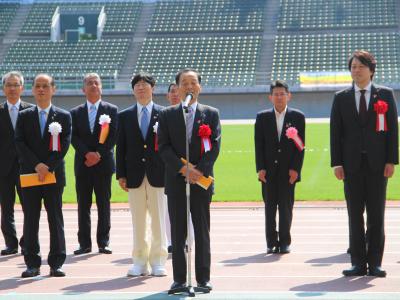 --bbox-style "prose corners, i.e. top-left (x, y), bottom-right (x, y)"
top-left (2, 71), bottom-right (24, 86)
top-left (83, 73), bottom-right (102, 85)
